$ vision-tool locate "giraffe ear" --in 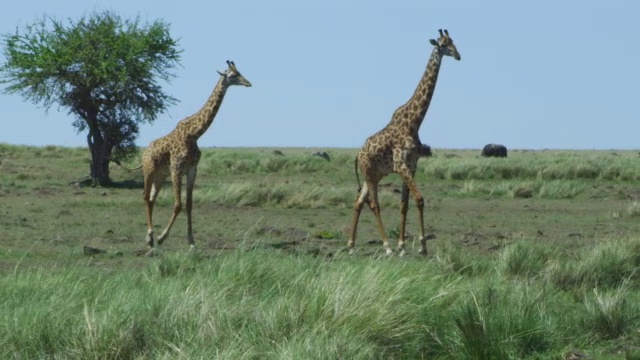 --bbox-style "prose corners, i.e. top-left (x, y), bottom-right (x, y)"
top-left (429, 39), bottom-right (438, 46)
top-left (217, 70), bottom-right (226, 77)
